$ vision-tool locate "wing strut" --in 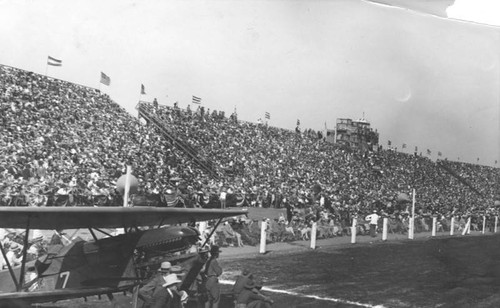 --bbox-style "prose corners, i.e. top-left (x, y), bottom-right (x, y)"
top-left (17, 214), bottom-right (31, 291)
top-left (0, 241), bottom-right (19, 289)
top-left (200, 217), bottom-right (224, 248)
